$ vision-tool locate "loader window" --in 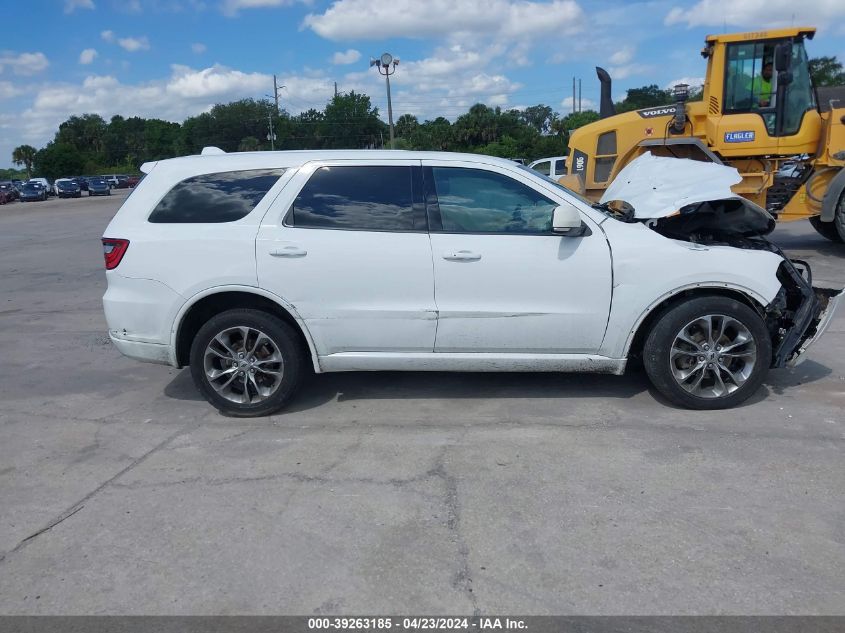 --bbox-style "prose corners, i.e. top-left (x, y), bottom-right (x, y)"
top-left (781, 42), bottom-right (816, 136)
top-left (724, 41), bottom-right (777, 112)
